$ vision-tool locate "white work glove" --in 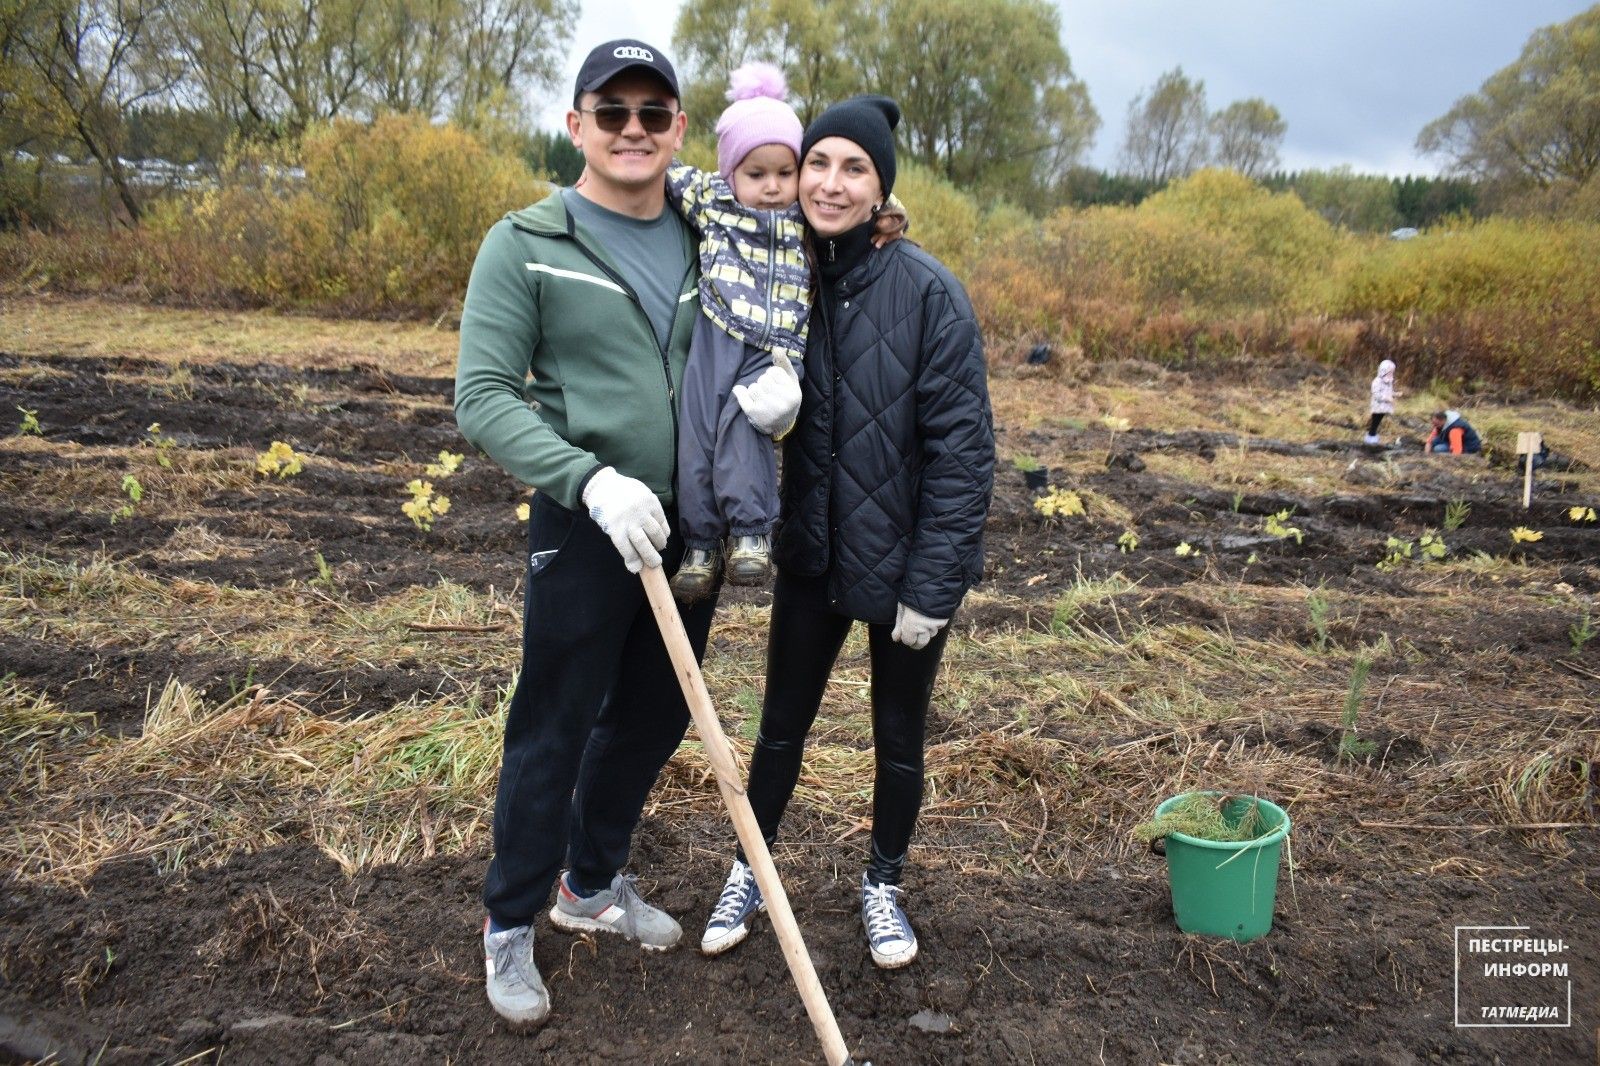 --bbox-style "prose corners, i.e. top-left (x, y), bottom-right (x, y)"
top-left (733, 353), bottom-right (801, 437)
top-left (582, 466), bottom-right (668, 573)
top-left (891, 602), bottom-right (948, 650)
